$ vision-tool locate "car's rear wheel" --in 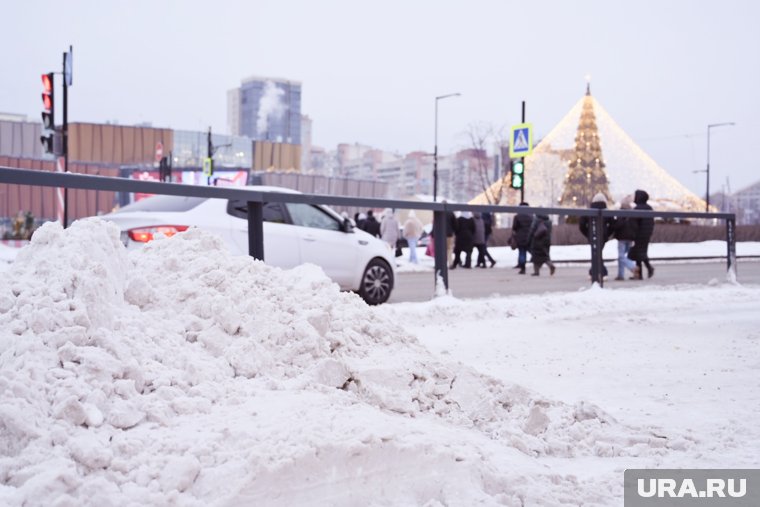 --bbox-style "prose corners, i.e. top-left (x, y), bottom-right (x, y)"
top-left (359, 258), bottom-right (394, 305)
